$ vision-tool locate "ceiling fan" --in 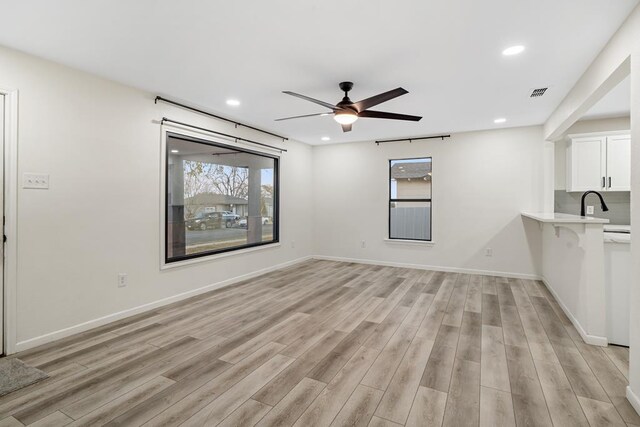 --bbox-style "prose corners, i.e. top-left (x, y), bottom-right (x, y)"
top-left (276, 82), bottom-right (422, 132)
